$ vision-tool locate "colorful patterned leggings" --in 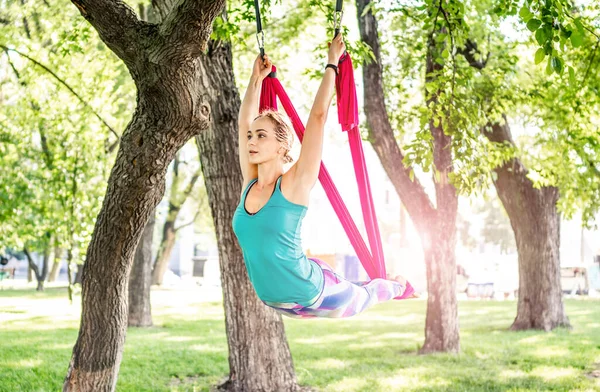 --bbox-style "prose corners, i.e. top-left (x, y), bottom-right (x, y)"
top-left (263, 258), bottom-right (413, 319)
